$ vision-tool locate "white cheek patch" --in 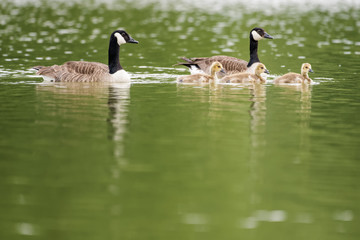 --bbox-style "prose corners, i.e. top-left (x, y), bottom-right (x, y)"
top-left (114, 32), bottom-right (126, 45)
top-left (251, 31), bottom-right (263, 41)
